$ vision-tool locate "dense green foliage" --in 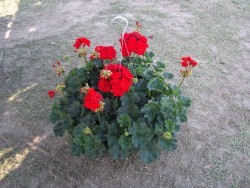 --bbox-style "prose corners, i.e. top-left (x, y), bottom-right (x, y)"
top-left (50, 52), bottom-right (191, 163)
